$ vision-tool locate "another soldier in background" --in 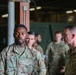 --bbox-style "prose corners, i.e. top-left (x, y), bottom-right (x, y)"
top-left (0, 24), bottom-right (46, 75)
top-left (64, 25), bottom-right (76, 75)
top-left (27, 31), bottom-right (36, 49)
top-left (33, 33), bottom-right (44, 56)
top-left (45, 31), bottom-right (69, 75)
top-left (27, 31), bottom-right (46, 75)
top-left (36, 33), bottom-right (42, 44)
